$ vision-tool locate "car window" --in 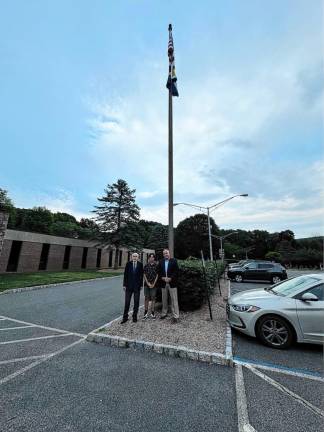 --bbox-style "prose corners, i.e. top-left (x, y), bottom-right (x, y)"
top-left (245, 262), bottom-right (257, 269)
top-left (258, 264), bottom-right (273, 269)
top-left (272, 275), bottom-right (323, 297)
top-left (306, 284), bottom-right (324, 301)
